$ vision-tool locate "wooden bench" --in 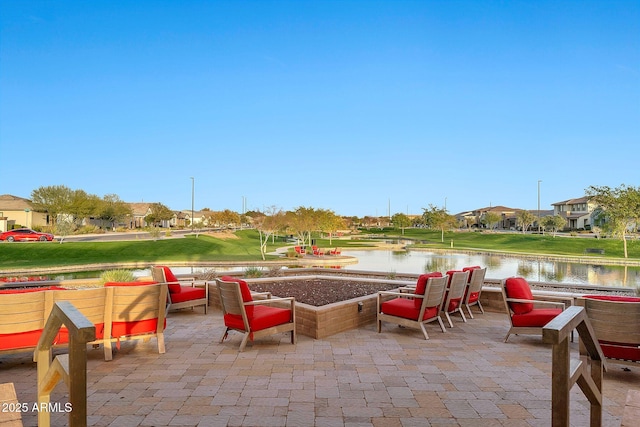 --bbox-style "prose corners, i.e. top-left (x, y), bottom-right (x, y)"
top-left (584, 248), bottom-right (605, 255)
top-left (0, 282), bottom-right (168, 361)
